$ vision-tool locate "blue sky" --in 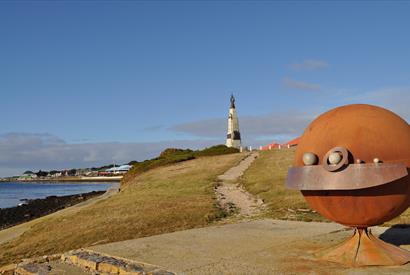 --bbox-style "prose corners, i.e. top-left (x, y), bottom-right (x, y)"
top-left (1, 1), bottom-right (409, 176)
